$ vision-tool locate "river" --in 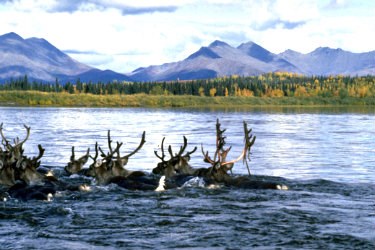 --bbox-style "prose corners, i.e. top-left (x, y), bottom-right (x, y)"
top-left (0, 107), bottom-right (374, 249)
